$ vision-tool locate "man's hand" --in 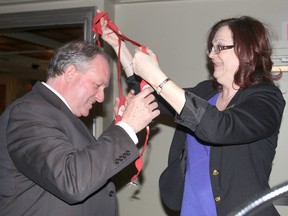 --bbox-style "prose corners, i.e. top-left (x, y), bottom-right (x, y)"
top-left (121, 87), bottom-right (160, 133)
top-left (113, 90), bottom-right (135, 117)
